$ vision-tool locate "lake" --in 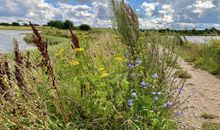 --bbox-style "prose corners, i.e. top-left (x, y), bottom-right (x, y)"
top-left (0, 30), bottom-right (34, 53)
top-left (182, 36), bottom-right (220, 44)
